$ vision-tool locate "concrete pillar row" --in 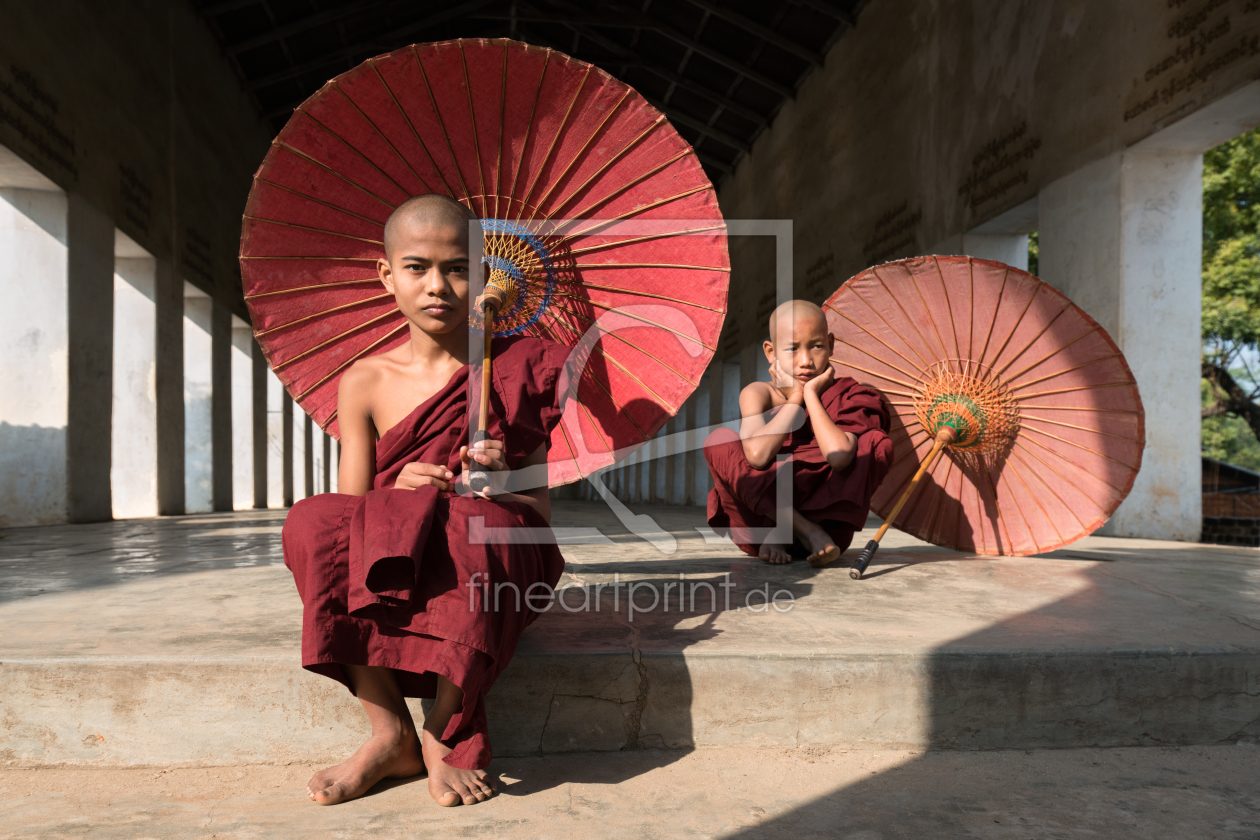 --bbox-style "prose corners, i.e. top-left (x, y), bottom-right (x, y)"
top-left (322, 431), bottom-right (332, 494)
top-left (0, 178), bottom-right (68, 528)
top-left (183, 284), bottom-right (214, 514)
top-left (230, 317), bottom-right (255, 510)
top-left (111, 233), bottom-right (158, 519)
